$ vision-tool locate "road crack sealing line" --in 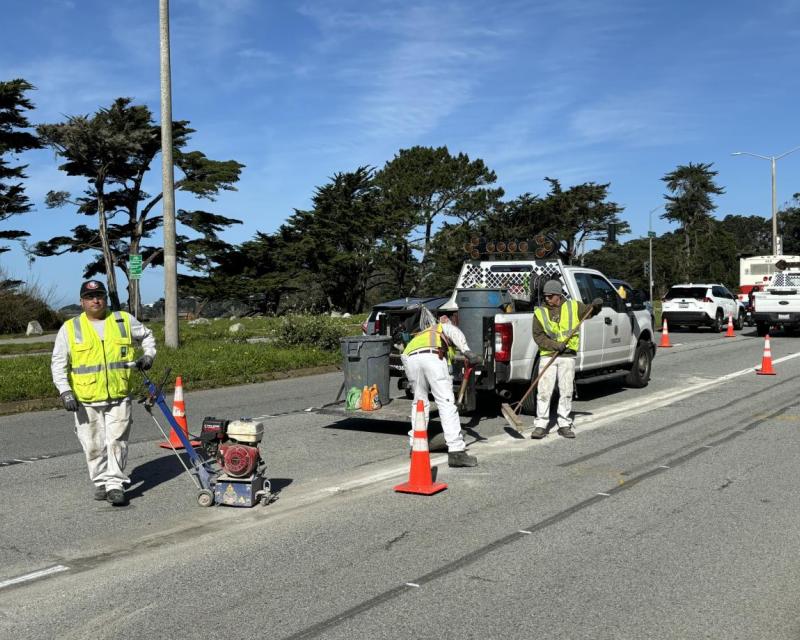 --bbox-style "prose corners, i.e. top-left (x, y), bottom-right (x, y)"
top-left (279, 402), bottom-right (792, 640)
